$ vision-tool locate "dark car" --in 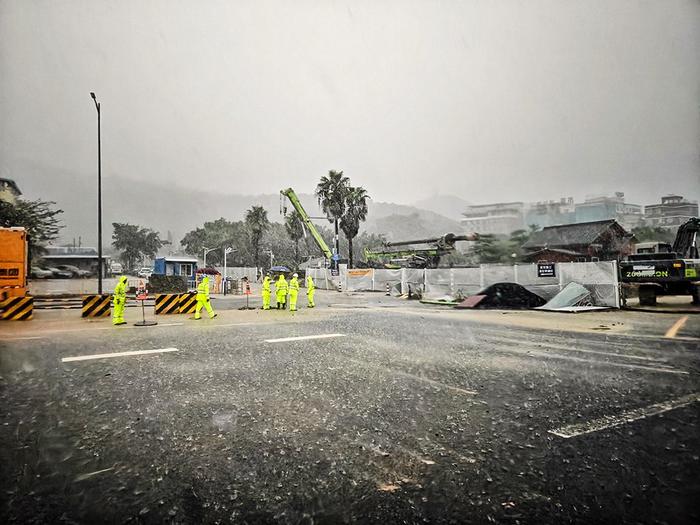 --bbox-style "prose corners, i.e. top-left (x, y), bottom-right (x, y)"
top-left (56, 264), bottom-right (92, 278)
top-left (46, 266), bottom-right (74, 279)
